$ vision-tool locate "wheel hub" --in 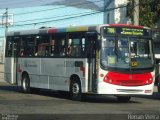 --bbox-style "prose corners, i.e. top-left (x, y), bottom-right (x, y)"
top-left (22, 79), bottom-right (26, 90)
top-left (72, 83), bottom-right (79, 94)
